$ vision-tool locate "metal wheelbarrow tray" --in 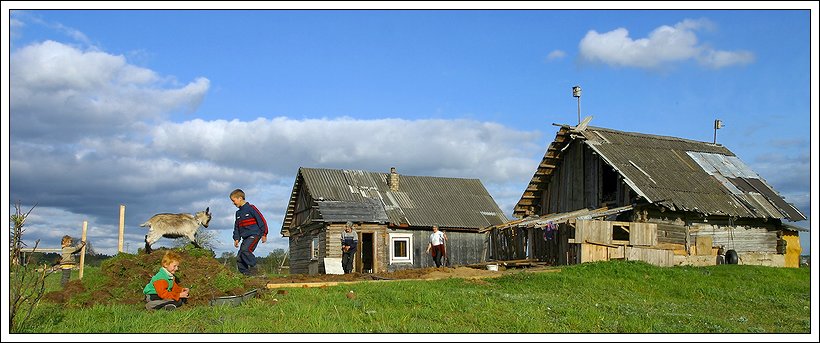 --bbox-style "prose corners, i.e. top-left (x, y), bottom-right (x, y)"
top-left (209, 288), bottom-right (258, 306)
